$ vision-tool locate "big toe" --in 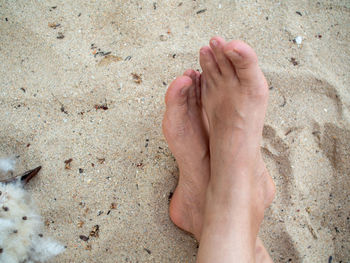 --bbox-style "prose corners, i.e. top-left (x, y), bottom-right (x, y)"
top-left (164, 75), bottom-right (192, 110)
top-left (163, 76), bottom-right (192, 137)
top-left (224, 40), bottom-right (267, 94)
